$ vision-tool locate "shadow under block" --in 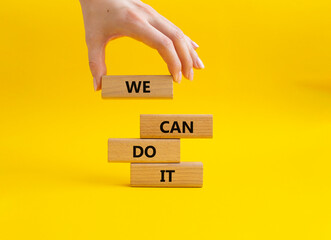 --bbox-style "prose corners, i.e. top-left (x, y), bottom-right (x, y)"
top-left (131, 162), bottom-right (203, 187)
top-left (101, 75), bottom-right (173, 98)
top-left (140, 114), bottom-right (213, 138)
top-left (108, 138), bottom-right (180, 163)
